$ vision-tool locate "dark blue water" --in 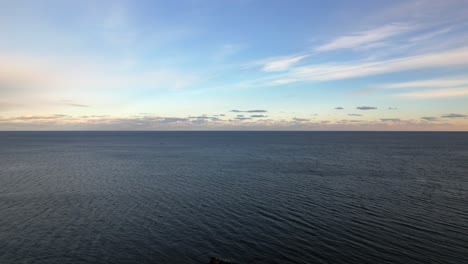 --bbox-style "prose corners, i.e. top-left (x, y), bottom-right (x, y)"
top-left (0, 132), bottom-right (467, 264)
